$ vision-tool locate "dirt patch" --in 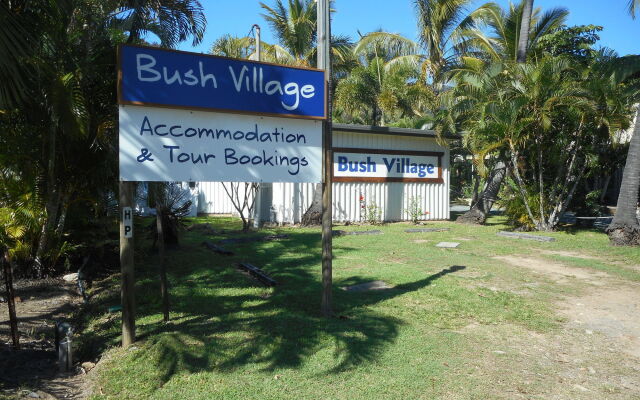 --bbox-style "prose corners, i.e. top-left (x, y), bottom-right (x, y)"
top-left (559, 285), bottom-right (640, 358)
top-left (0, 279), bottom-right (89, 399)
top-left (538, 250), bottom-right (640, 272)
top-left (494, 254), bottom-right (640, 363)
top-left (458, 323), bottom-right (640, 399)
top-left (538, 249), bottom-right (600, 260)
top-left (610, 260), bottom-right (640, 272)
top-left (493, 255), bottom-right (610, 285)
